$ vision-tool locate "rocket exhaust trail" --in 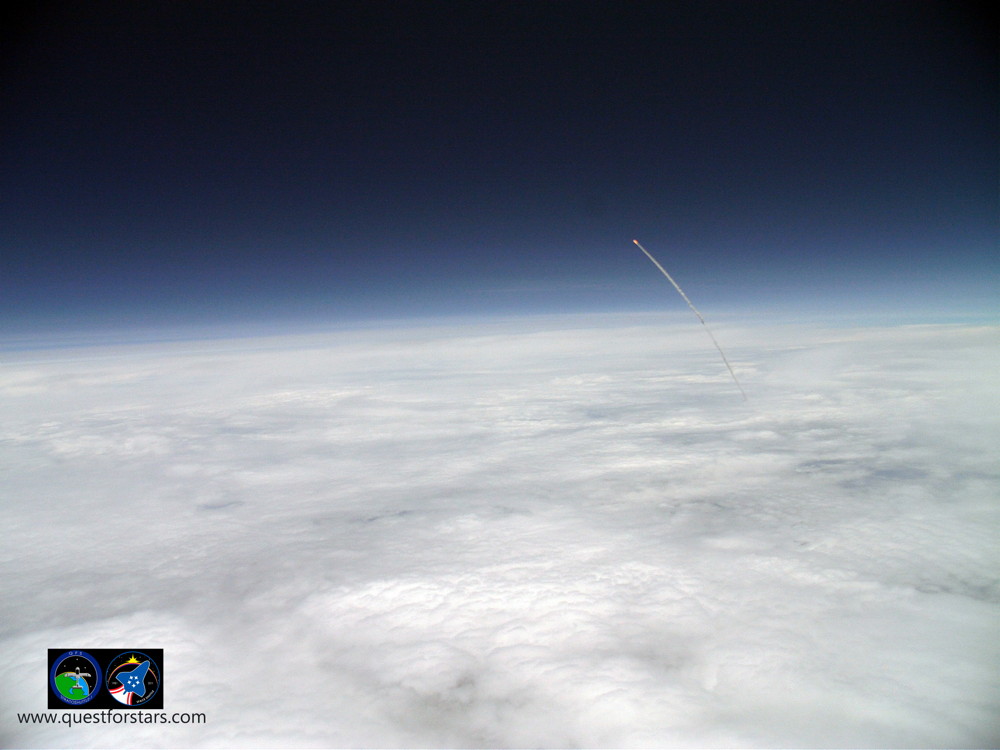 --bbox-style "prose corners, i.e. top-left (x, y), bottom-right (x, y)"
top-left (633, 239), bottom-right (747, 401)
